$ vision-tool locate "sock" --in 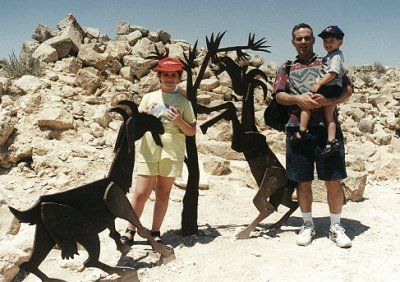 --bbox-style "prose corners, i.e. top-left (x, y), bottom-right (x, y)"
top-left (302, 212), bottom-right (314, 227)
top-left (330, 213), bottom-right (341, 228)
